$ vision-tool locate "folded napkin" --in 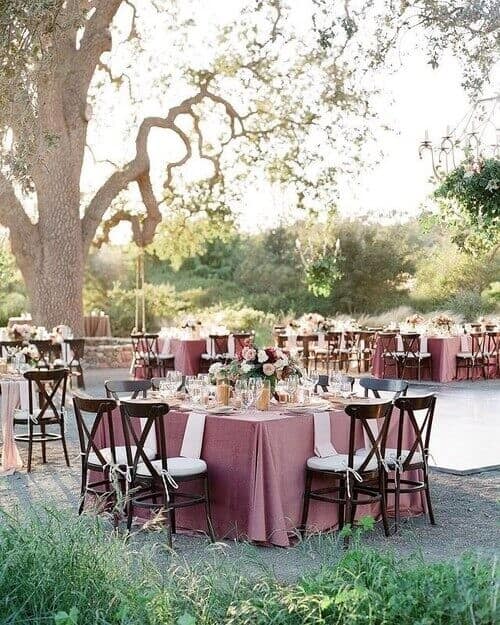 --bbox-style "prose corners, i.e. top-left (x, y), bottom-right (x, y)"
top-left (227, 335), bottom-right (236, 357)
top-left (159, 337), bottom-right (171, 357)
top-left (313, 412), bottom-right (337, 458)
top-left (180, 412), bottom-right (206, 459)
top-left (205, 338), bottom-right (213, 356)
top-left (460, 335), bottom-right (470, 352)
top-left (396, 336), bottom-right (404, 352)
top-left (420, 336), bottom-right (428, 352)
top-left (316, 333), bottom-right (327, 349)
